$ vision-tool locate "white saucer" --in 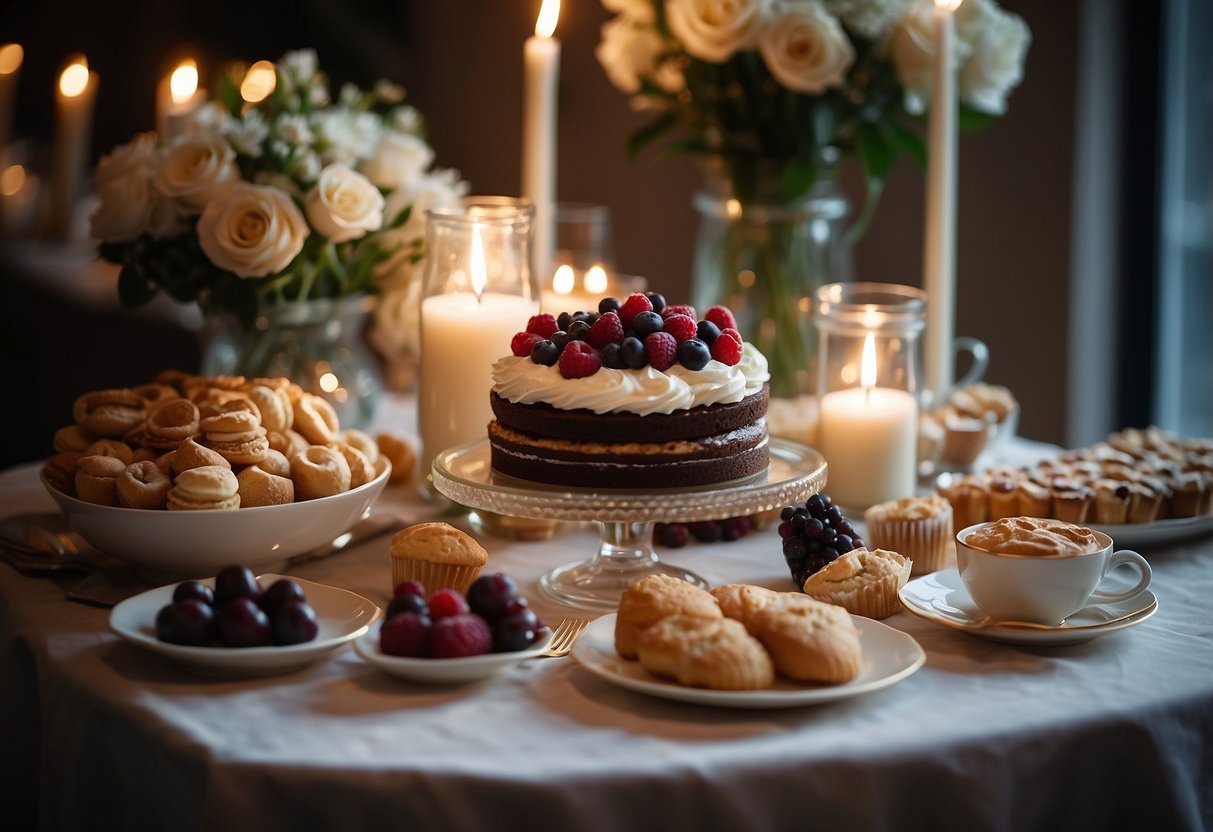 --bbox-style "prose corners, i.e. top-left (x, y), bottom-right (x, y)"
top-left (354, 621), bottom-right (553, 684)
top-left (899, 571), bottom-right (1158, 646)
top-left (570, 613), bottom-right (924, 709)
